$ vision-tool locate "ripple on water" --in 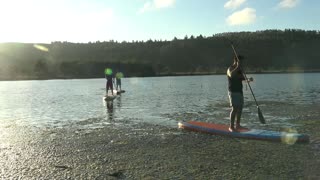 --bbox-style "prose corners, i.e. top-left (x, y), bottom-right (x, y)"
top-left (1, 76), bottom-right (319, 134)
